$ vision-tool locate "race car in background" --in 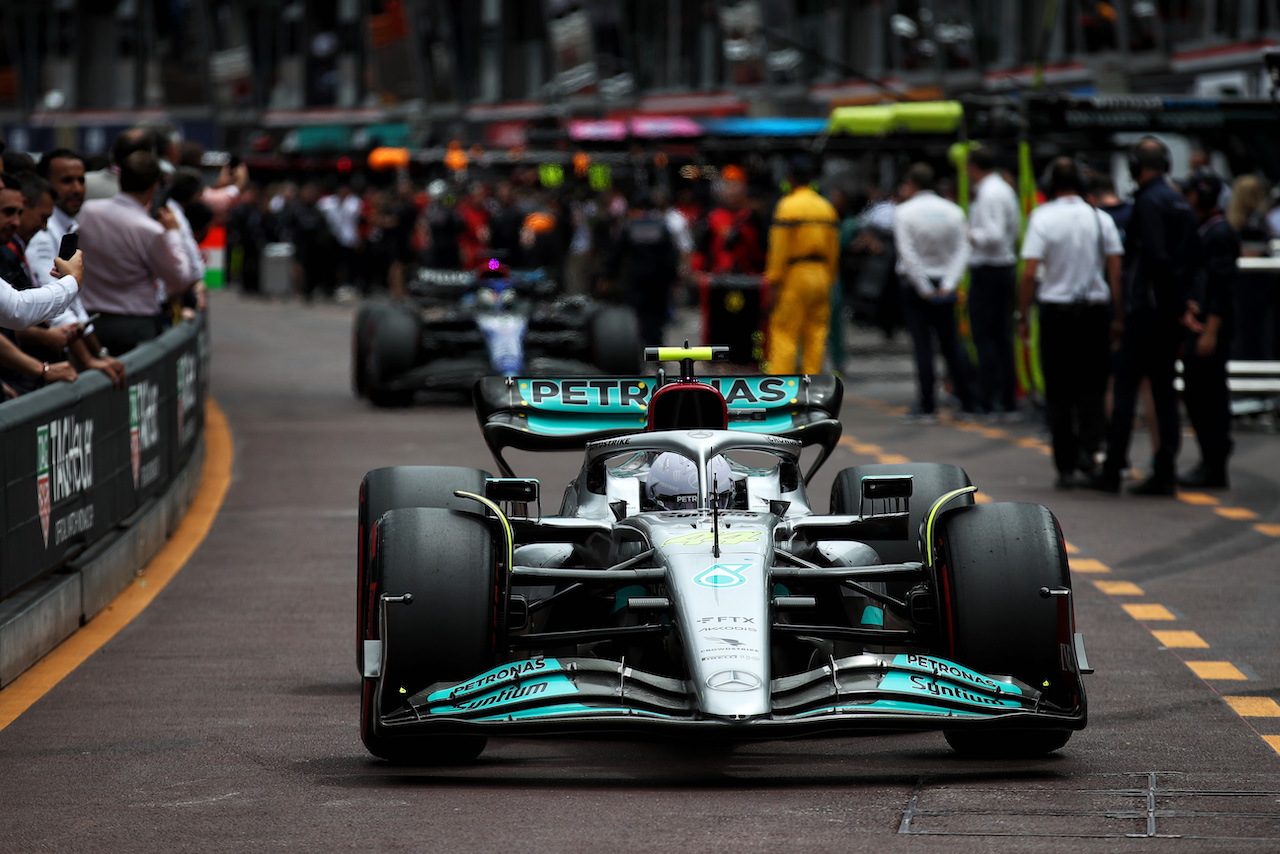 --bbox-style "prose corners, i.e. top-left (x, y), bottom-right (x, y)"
top-left (356, 347), bottom-right (1090, 763)
top-left (352, 265), bottom-right (643, 405)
